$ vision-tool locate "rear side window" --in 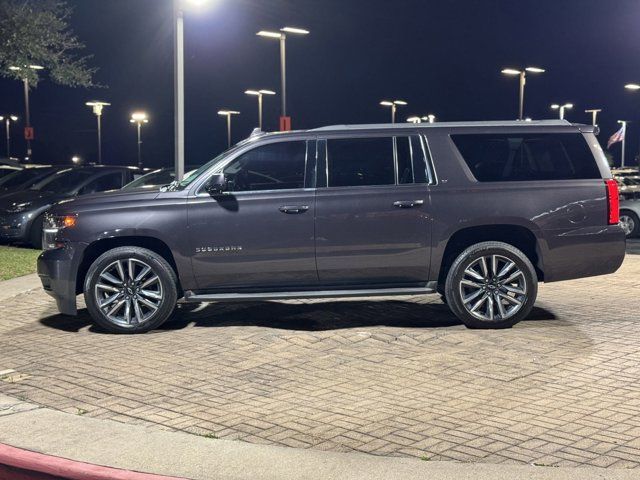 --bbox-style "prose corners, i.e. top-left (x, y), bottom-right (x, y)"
top-left (326, 135), bottom-right (430, 187)
top-left (451, 133), bottom-right (601, 182)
